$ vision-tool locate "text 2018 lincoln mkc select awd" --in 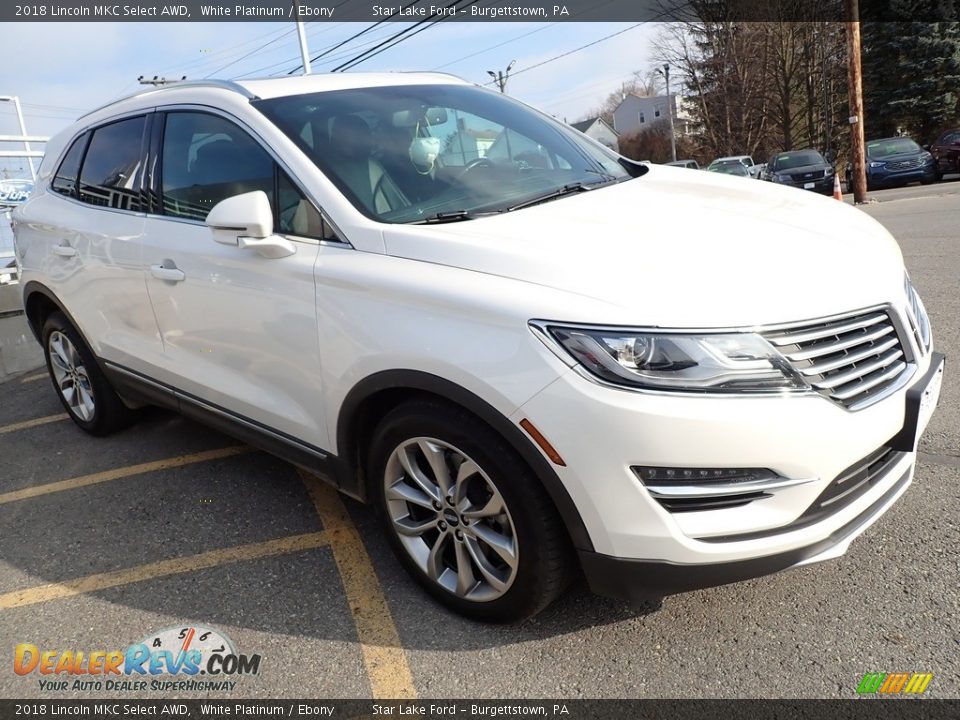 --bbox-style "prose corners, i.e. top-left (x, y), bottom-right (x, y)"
top-left (13, 74), bottom-right (944, 621)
